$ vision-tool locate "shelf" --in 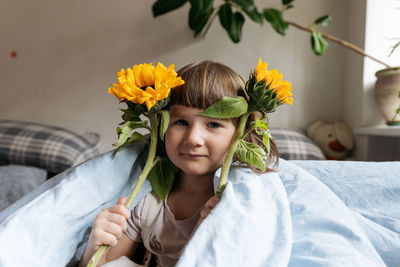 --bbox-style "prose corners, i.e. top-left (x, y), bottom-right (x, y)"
top-left (353, 125), bottom-right (400, 137)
